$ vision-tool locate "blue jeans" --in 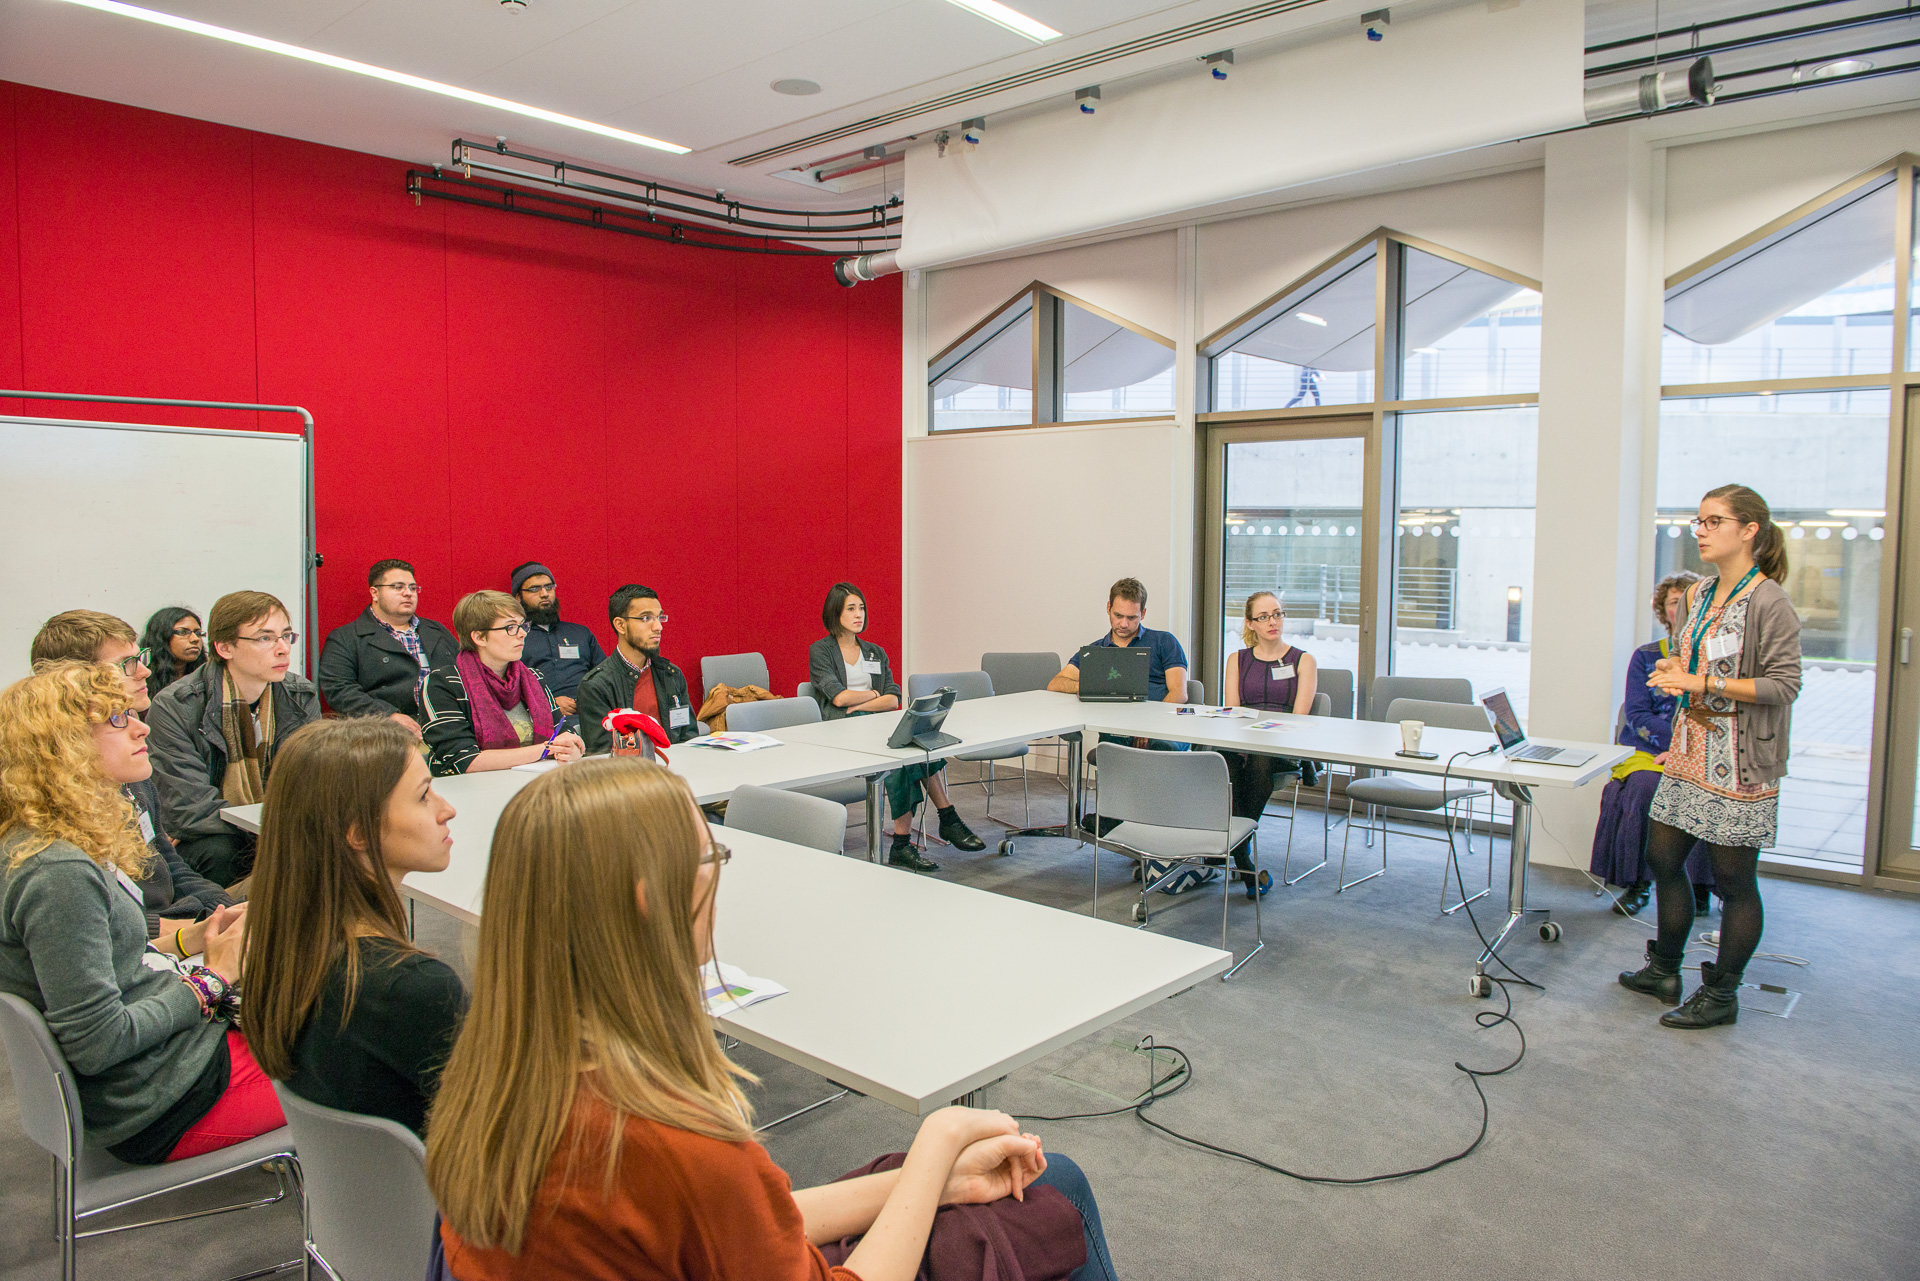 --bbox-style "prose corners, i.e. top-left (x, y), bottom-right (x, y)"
top-left (1033, 1153), bottom-right (1119, 1281)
